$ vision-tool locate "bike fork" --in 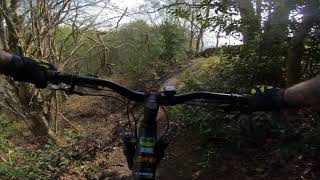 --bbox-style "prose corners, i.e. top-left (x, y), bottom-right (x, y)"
top-left (122, 93), bottom-right (170, 179)
top-left (122, 134), bottom-right (136, 170)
